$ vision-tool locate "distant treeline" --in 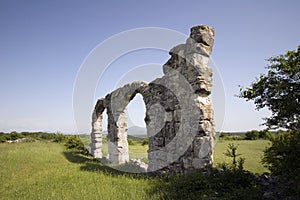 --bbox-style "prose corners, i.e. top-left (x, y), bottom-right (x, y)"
top-left (217, 130), bottom-right (283, 141)
top-left (0, 131), bottom-right (60, 142)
